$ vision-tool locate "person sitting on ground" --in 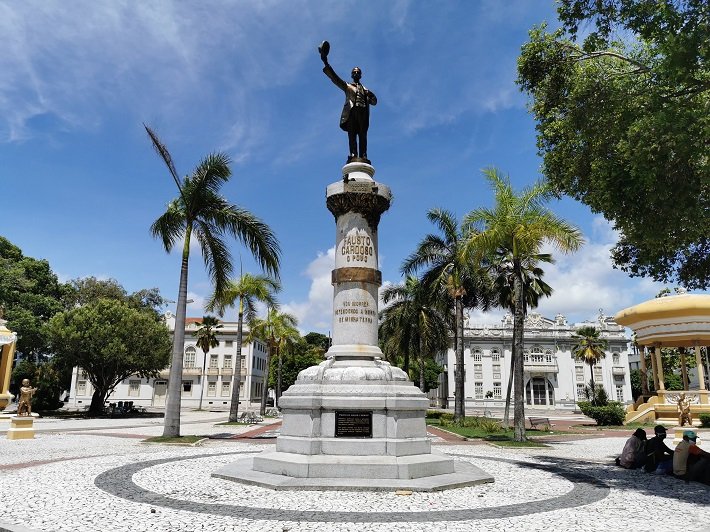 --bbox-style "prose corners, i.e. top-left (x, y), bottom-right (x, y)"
top-left (673, 430), bottom-right (710, 483)
top-left (617, 428), bottom-right (647, 469)
top-left (644, 425), bottom-right (674, 474)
